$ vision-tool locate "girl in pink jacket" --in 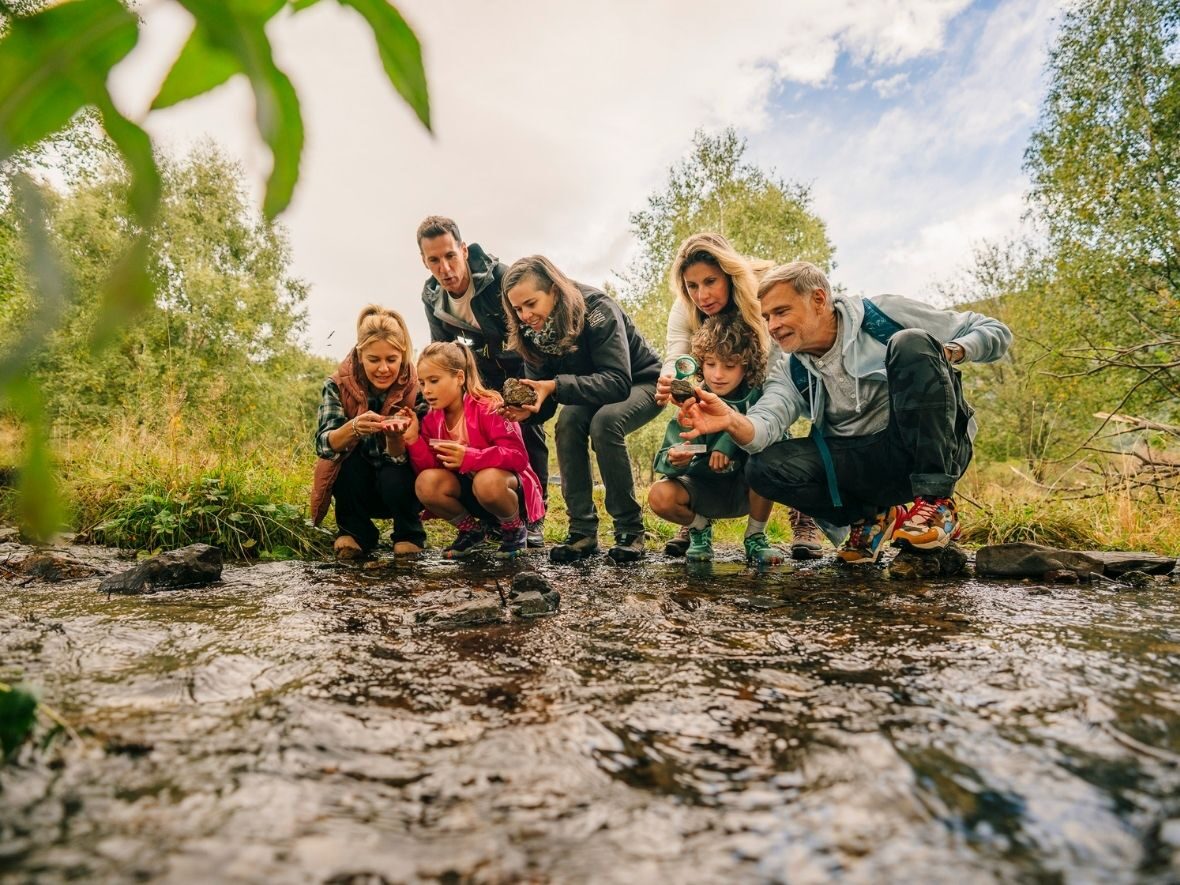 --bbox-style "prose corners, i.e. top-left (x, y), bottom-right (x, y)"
top-left (406, 342), bottom-right (545, 559)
